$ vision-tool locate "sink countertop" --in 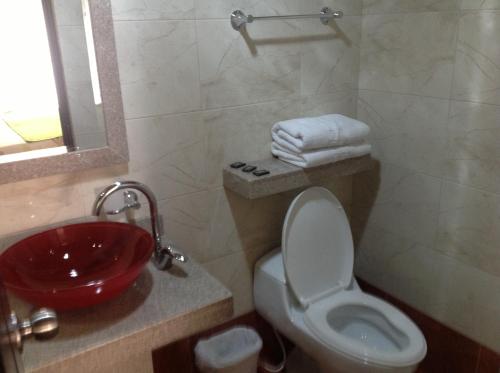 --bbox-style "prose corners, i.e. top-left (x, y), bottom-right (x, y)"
top-left (9, 261), bottom-right (233, 373)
